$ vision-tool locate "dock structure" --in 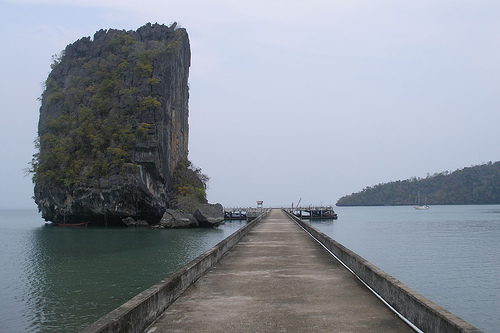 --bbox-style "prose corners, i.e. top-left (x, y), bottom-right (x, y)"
top-left (287, 205), bottom-right (338, 219)
top-left (84, 209), bottom-right (481, 333)
top-left (143, 209), bottom-right (414, 332)
top-left (223, 207), bottom-right (271, 220)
